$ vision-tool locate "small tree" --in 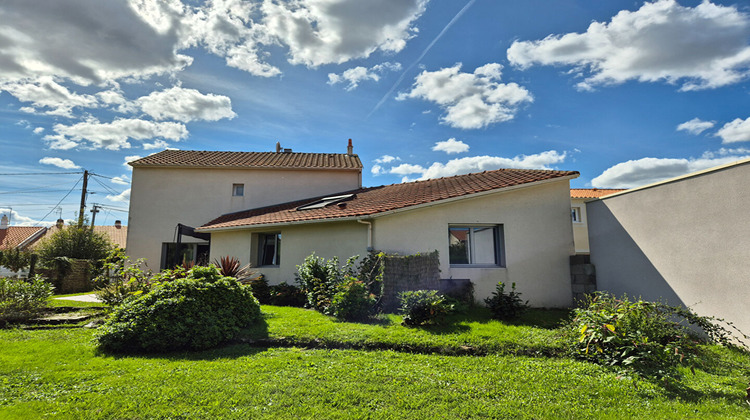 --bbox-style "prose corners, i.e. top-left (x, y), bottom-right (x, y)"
top-left (36, 223), bottom-right (114, 281)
